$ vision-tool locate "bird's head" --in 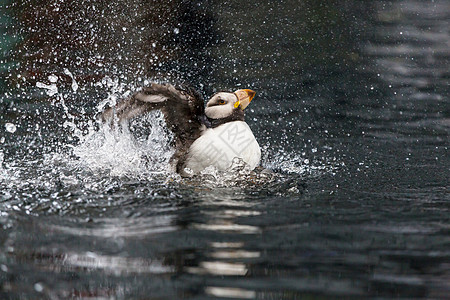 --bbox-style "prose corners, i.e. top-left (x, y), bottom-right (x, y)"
top-left (205, 89), bottom-right (256, 119)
